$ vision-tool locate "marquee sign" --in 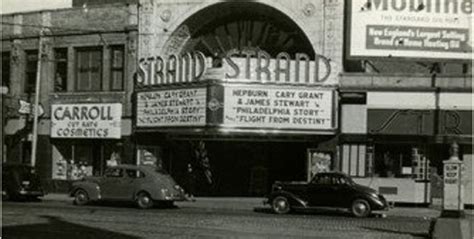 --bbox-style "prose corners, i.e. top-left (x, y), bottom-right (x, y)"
top-left (51, 103), bottom-right (122, 139)
top-left (136, 50), bottom-right (332, 87)
top-left (223, 85), bottom-right (335, 130)
top-left (136, 88), bottom-right (207, 127)
top-left (349, 0), bottom-right (472, 60)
